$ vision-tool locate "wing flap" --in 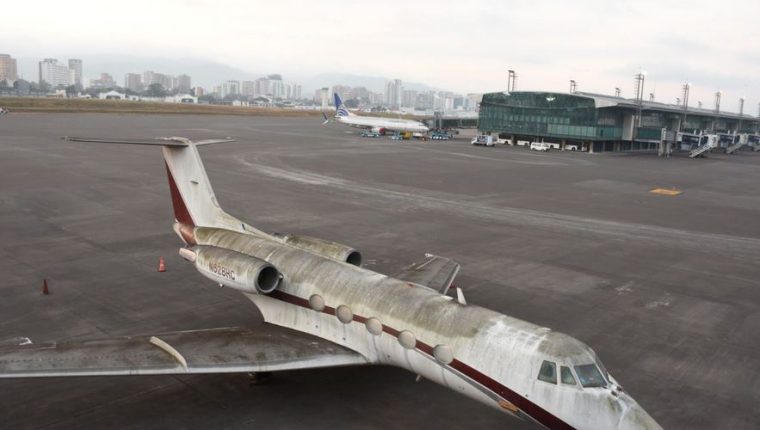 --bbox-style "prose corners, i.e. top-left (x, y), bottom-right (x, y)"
top-left (0, 325), bottom-right (367, 378)
top-left (396, 254), bottom-right (460, 295)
